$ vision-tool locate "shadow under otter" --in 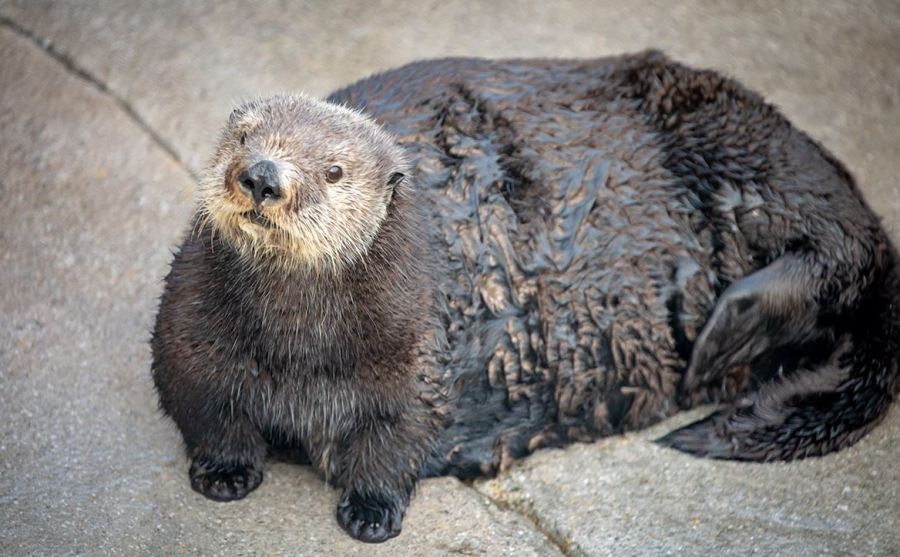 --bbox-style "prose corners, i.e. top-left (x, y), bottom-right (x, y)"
top-left (152, 51), bottom-right (900, 542)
